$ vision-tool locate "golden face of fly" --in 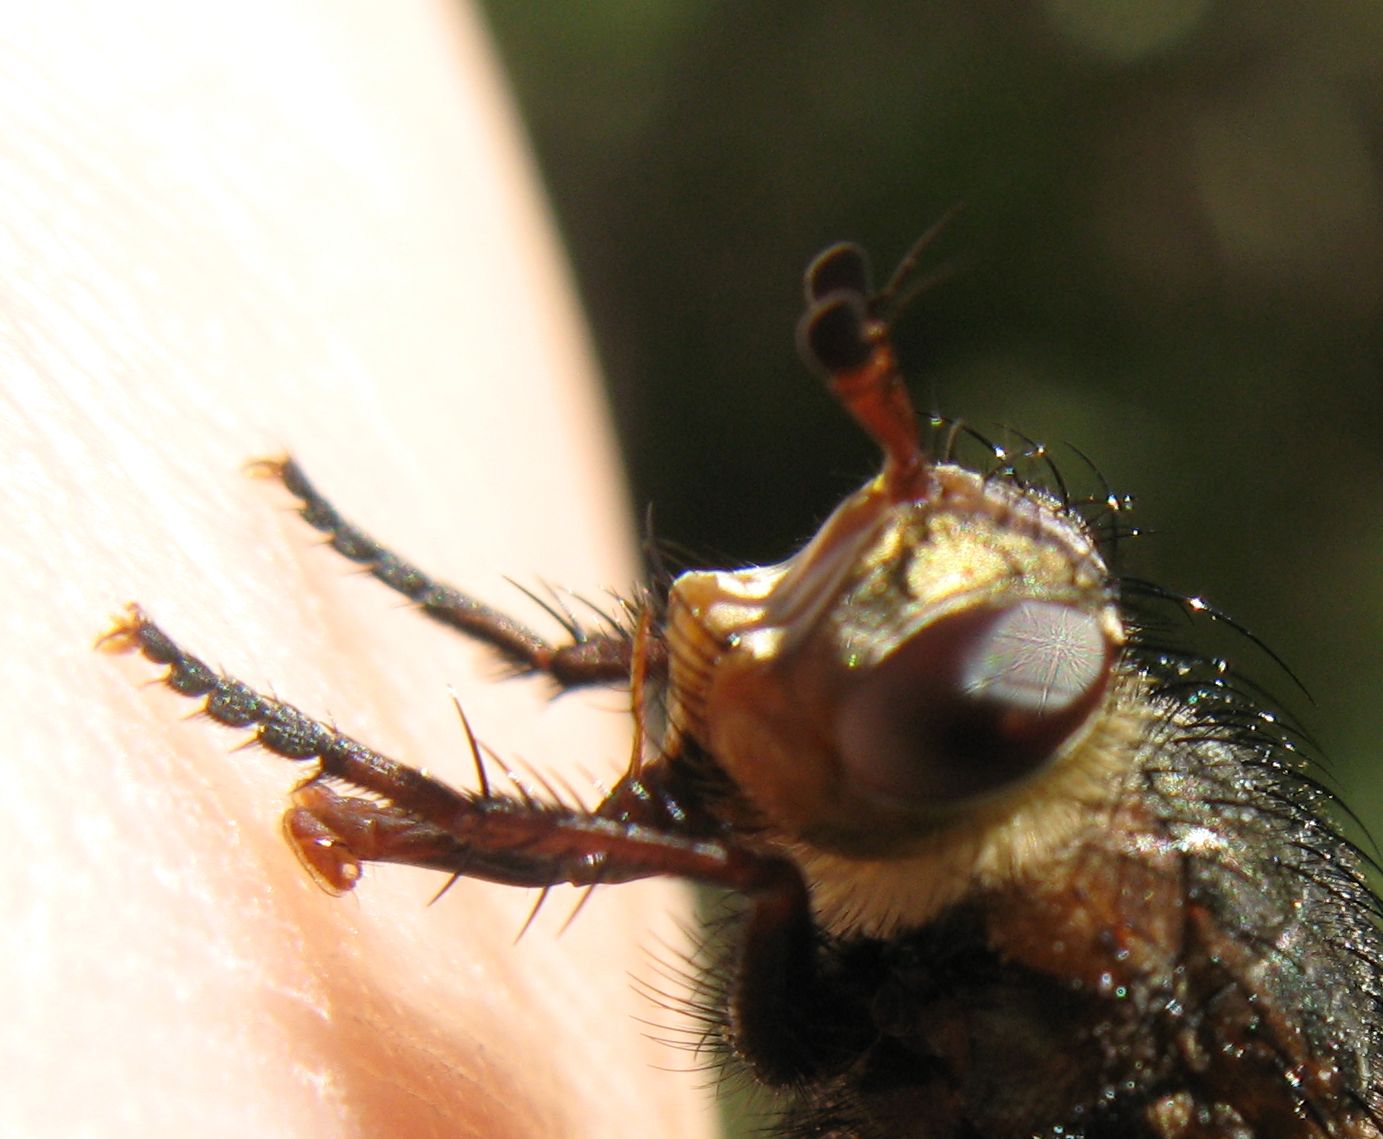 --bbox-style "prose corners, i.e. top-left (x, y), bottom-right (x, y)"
top-left (668, 463), bottom-right (1123, 857)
